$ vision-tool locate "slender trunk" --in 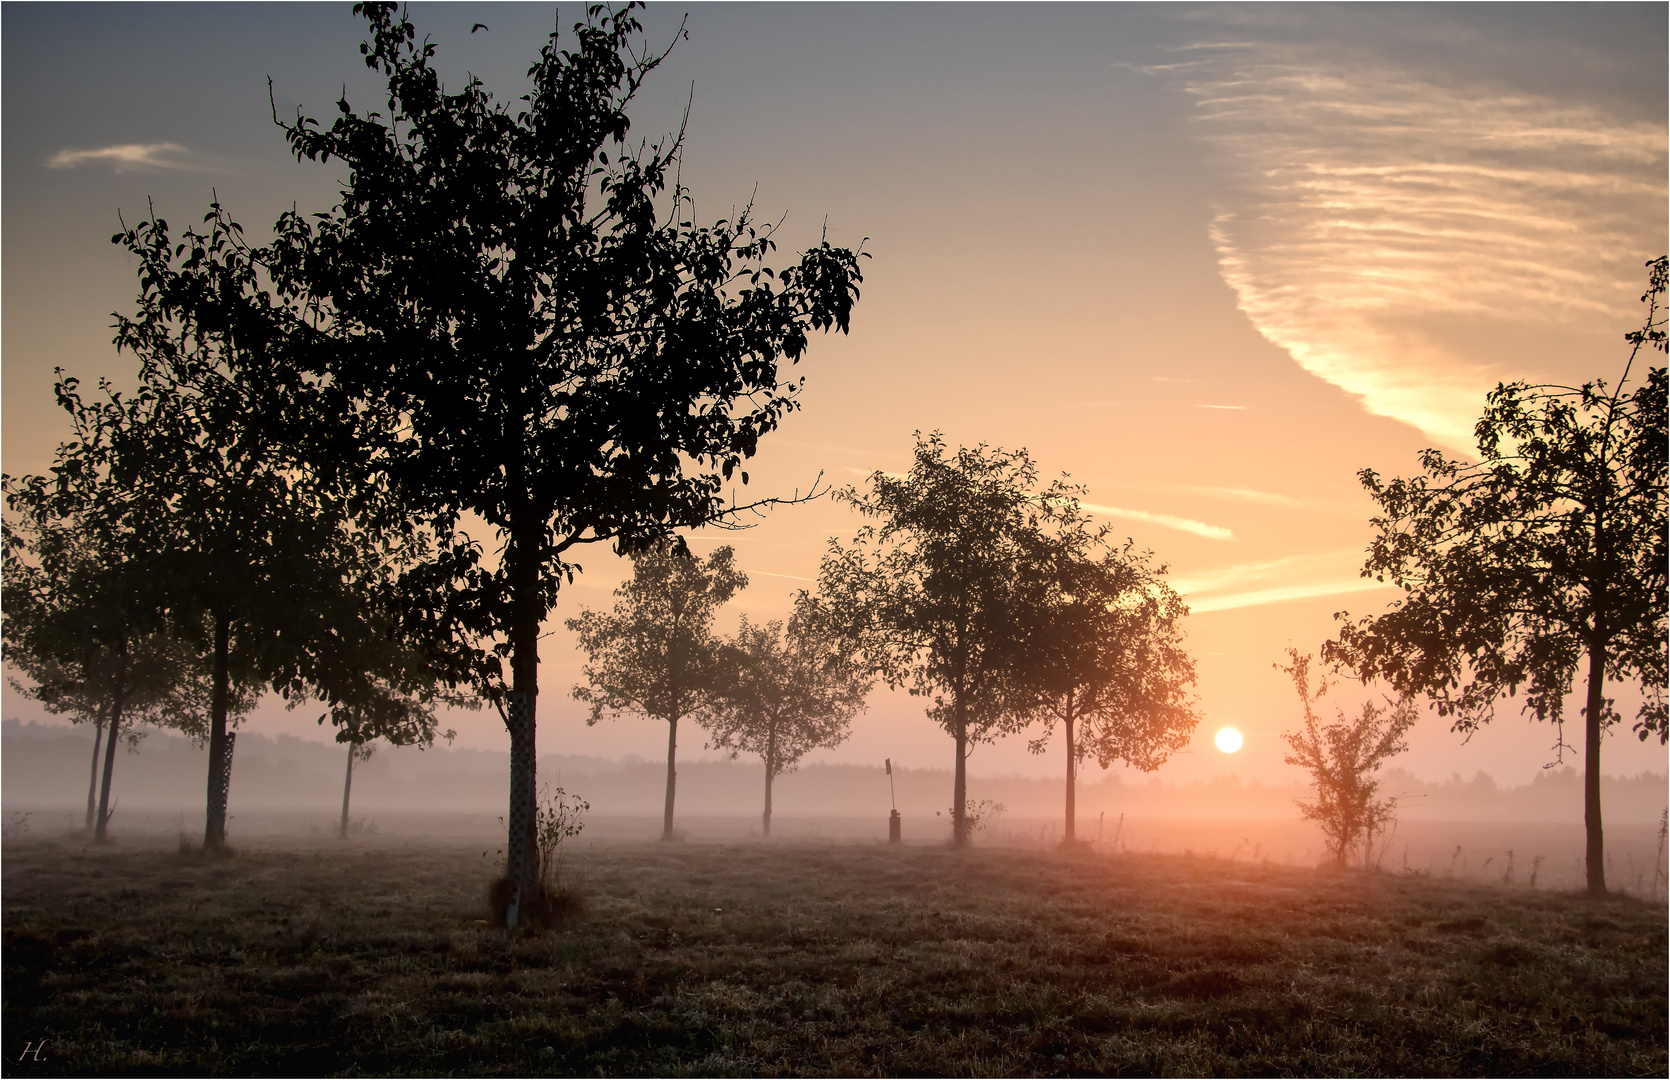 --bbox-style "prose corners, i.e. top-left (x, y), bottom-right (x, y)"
top-left (1584, 642), bottom-right (1607, 895)
top-left (952, 696), bottom-right (968, 848)
top-left (663, 710), bottom-right (679, 841)
top-left (95, 679), bottom-right (126, 843)
top-left (204, 612), bottom-right (233, 850)
top-left (84, 707), bottom-right (106, 831)
top-left (339, 740), bottom-right (356, 841)
top-left (763, 722), bottom-right (777, 838)
top-left (503, 520), bottom-right (542, 927)
top-left (1064, 697), bottom-right (1077, 845)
